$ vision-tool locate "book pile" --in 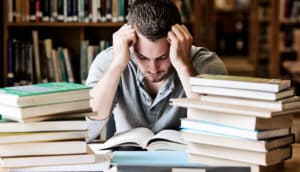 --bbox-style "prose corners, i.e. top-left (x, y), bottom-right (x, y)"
top-left (171, 74), bottom-right (300, 172)
top-left (0, 82), bottom-right (110, 171)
